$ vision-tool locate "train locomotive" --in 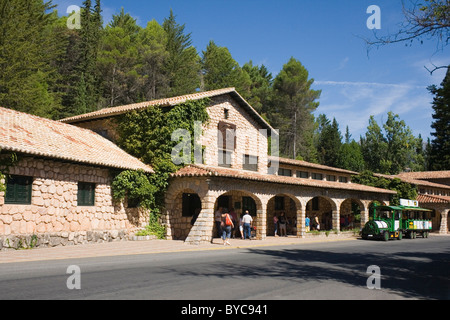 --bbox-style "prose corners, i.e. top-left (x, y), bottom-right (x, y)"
top-left (361, 199), bottom-right (432, 241)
